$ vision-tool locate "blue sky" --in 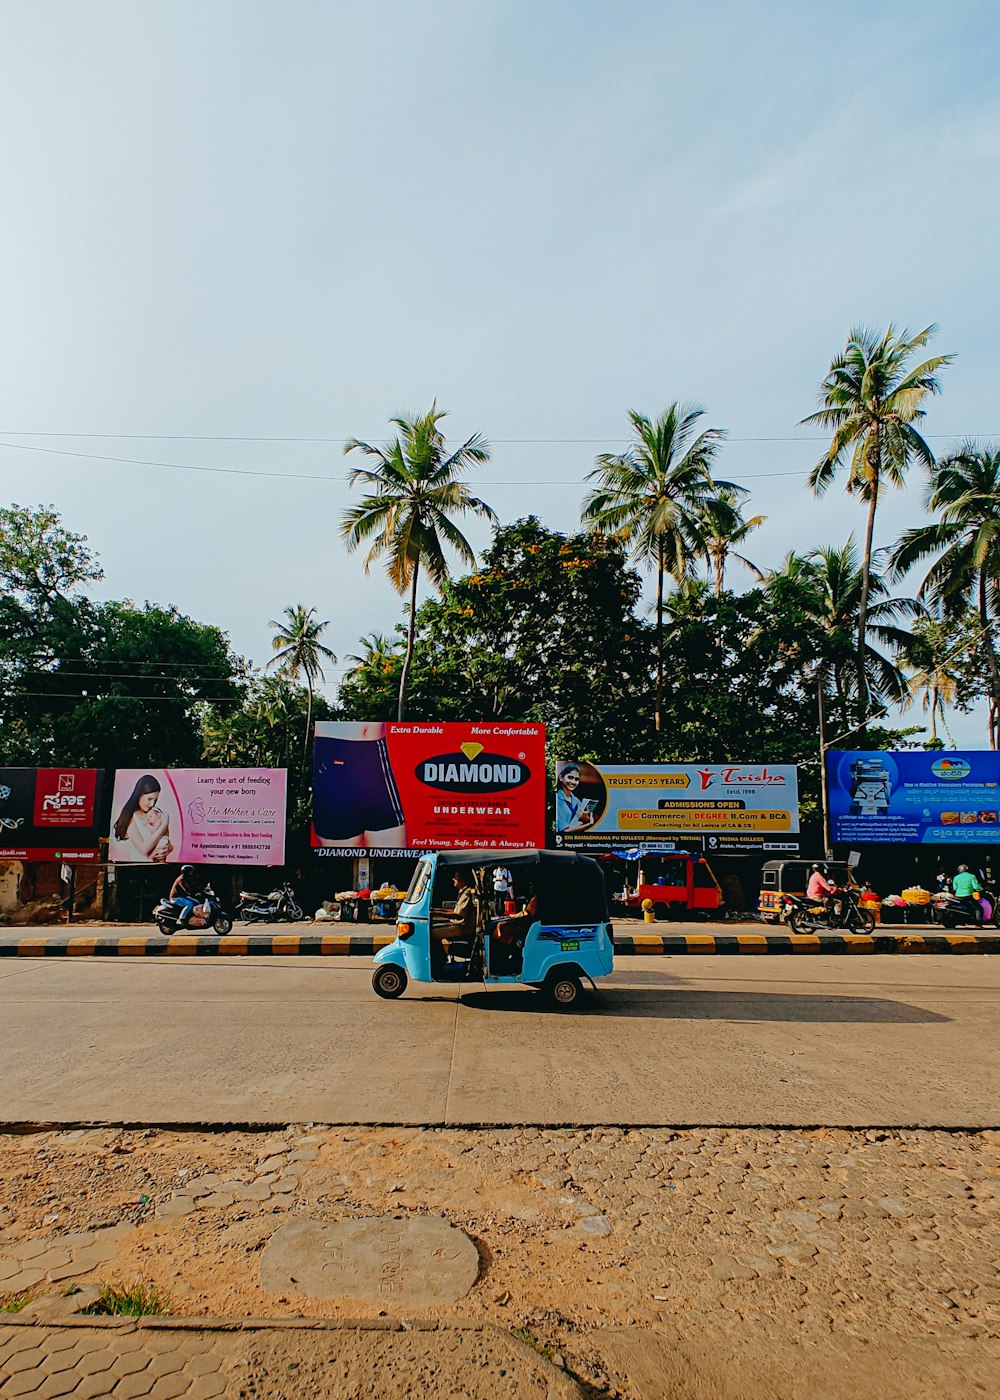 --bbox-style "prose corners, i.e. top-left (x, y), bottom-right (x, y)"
top-left (1, 1), bottom-right (998, 742)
